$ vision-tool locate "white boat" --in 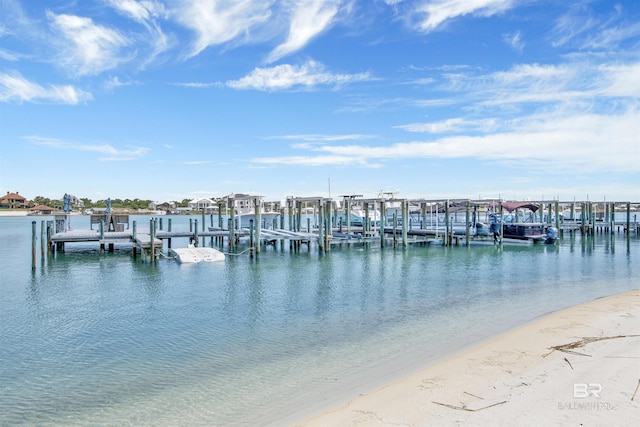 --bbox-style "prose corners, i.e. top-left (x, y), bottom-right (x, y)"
top-left (171, 246), bottom-right (225, 263)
